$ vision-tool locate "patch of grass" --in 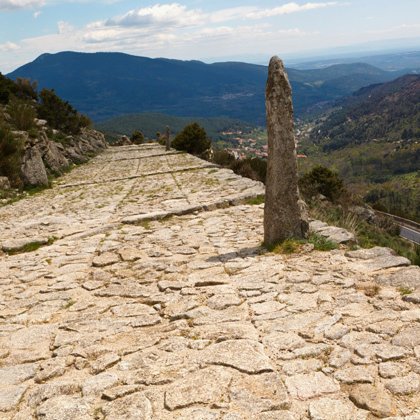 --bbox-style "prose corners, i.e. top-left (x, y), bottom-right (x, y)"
top-left (398, 286), bottom-right (413, 296)
top-left (264, 238), bottom-right (305, 255)
top-left (63, 299), bottom-right (76, 309)
top-left (308, 233), bottom-right (338, 251)
top-left (139, 220), bottom-right (151, 230)
top-left (245, 195), bottom-right (265, 206)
